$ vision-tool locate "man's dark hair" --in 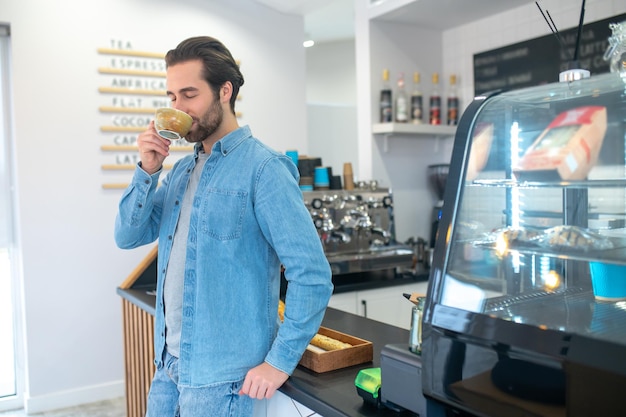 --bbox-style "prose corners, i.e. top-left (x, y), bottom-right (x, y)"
top-left (165, 36), bottom-right (244, 115)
